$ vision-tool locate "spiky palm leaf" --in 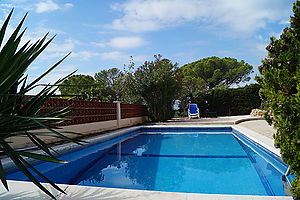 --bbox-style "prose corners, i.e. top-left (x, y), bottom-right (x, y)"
top-left (0, 10), bottom-right (83, 199)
